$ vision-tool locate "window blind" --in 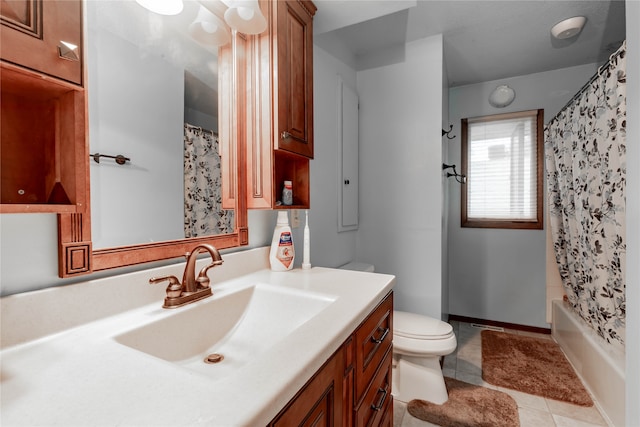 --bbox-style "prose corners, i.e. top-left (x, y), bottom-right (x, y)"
top-left (466, 112), bottom-right (538, 221)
